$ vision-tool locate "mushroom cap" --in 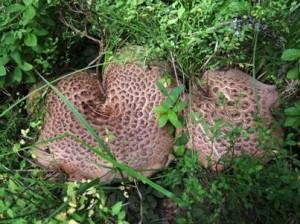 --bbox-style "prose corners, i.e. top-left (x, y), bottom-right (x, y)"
top-left (33, 49), bottom-right (174, 181)
top-left (187, 69), bottom-right (281, 170)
